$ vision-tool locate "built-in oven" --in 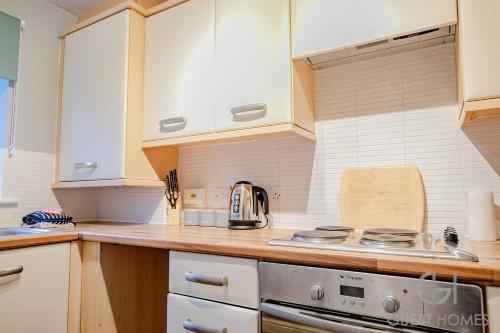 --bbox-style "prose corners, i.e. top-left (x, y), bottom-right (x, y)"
top-left (259, 262), bottom-right (486, 333)
top-left (261, 302), bottom-right (428, 332)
